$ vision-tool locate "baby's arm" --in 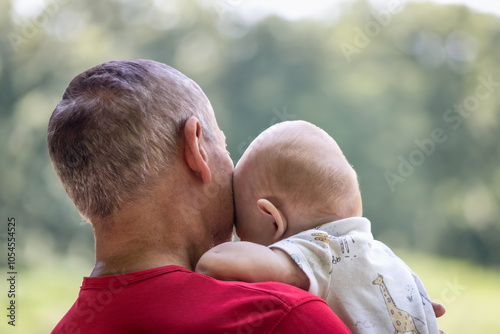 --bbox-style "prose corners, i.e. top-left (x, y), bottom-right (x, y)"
top-left (195, 241), bottom-right (310, 291)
